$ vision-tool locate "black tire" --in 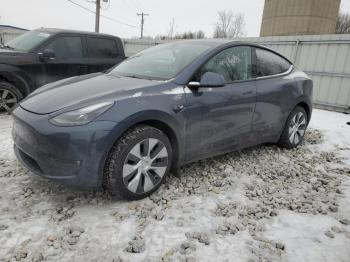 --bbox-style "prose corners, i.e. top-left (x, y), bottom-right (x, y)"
top-left (104, 125), bottom-right (173, 200)
top-left (0, 81), bottom-right (23, 112)
top-left (278, 106), bottom-right (308, 149)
